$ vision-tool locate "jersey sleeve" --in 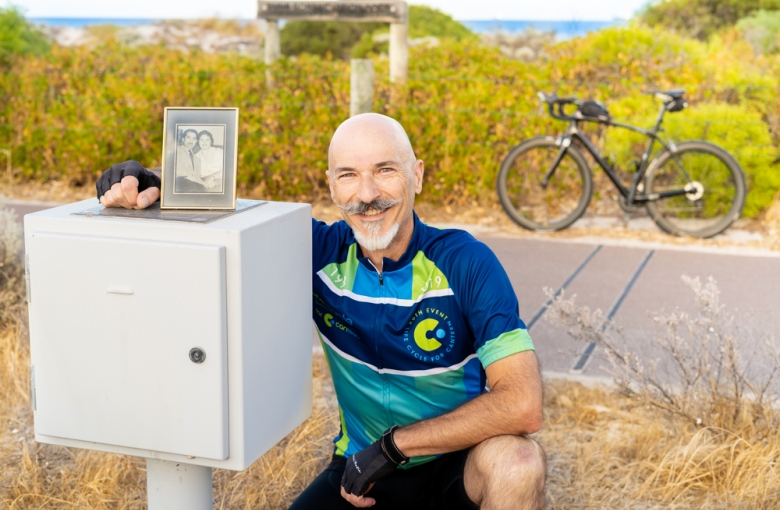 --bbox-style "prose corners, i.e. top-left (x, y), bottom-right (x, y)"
top-left (449, 239), bottom-right (535, 369)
